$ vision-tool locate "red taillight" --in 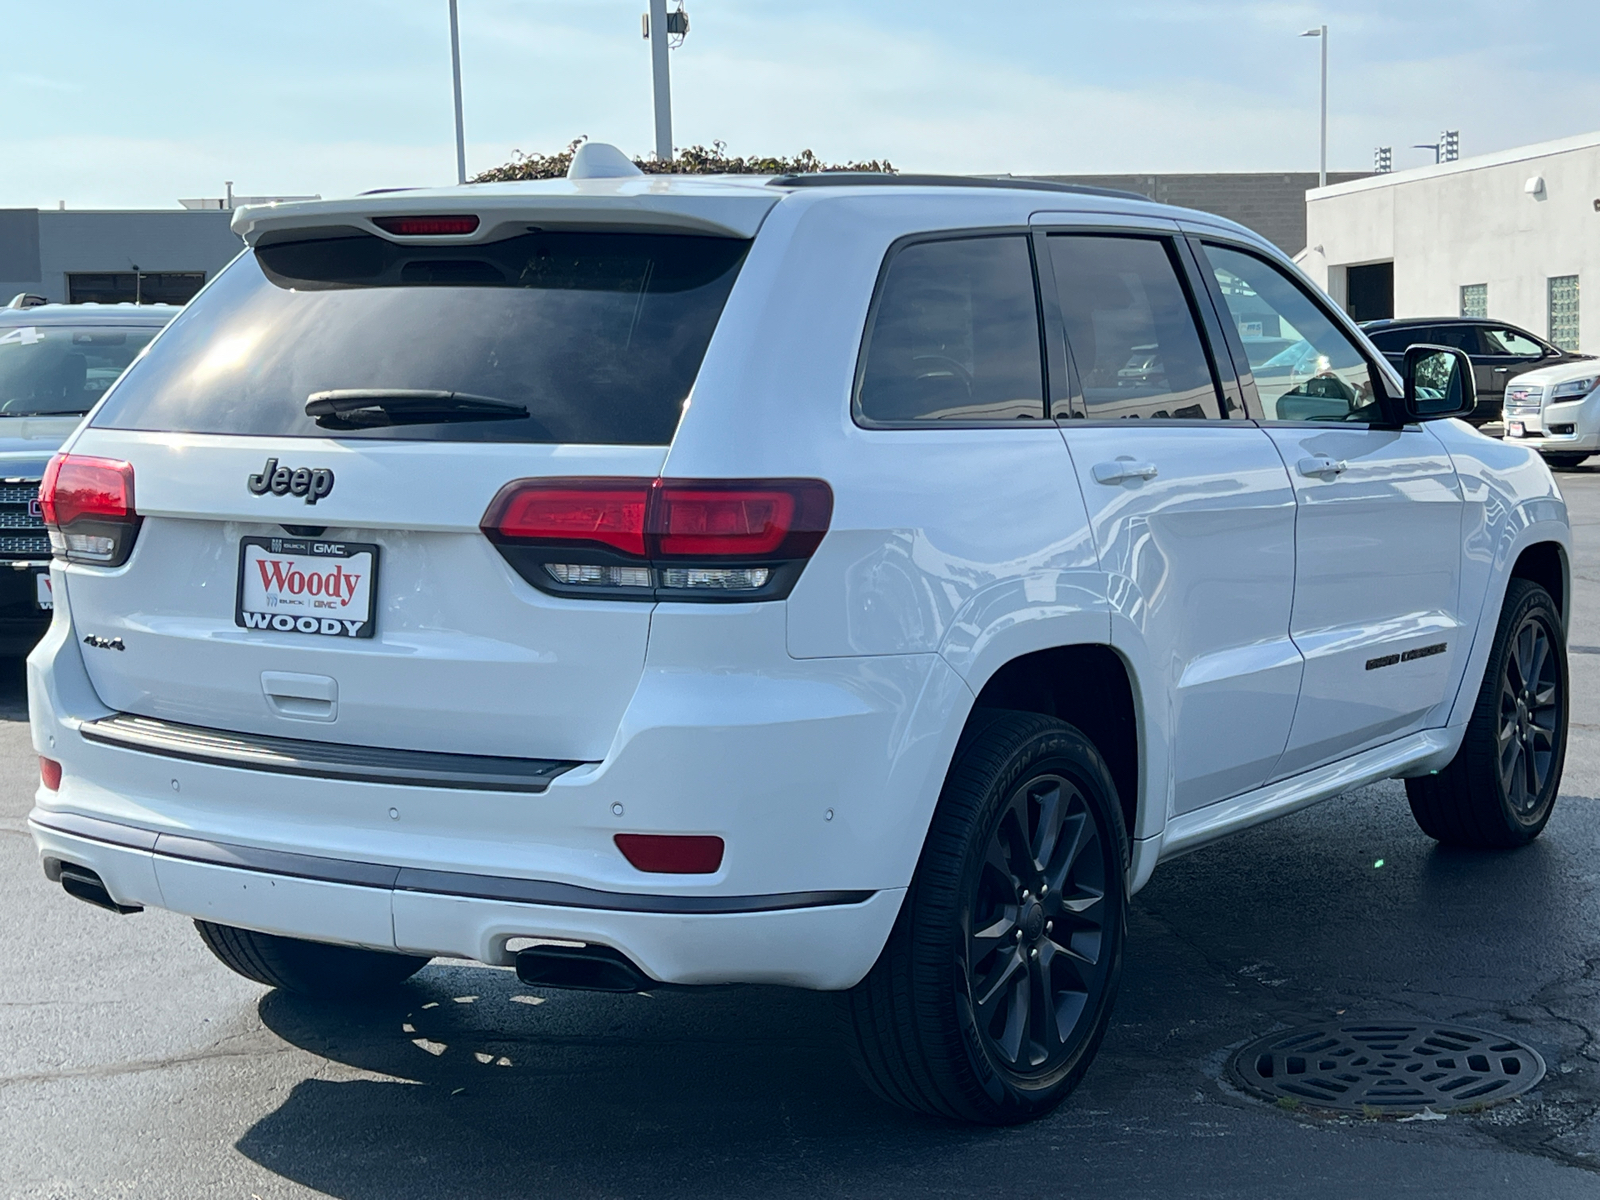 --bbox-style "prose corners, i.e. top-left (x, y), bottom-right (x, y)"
top-left (481, 477), bottom-right (832, 600)
top-left (485, 479), bottom-right (650, 556)
top-left (41, 454), bottom-right (134, 527)
top-left (614, 834), bottom-right (725, 874)
top-left (372, 214), bottom-right (481, 236)
top-left (40, 454), bottom-right (141, 566)
top-left (39, 756), bottom-right (61, 790)
top-left (651, 486), bottom-right (797, 557)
